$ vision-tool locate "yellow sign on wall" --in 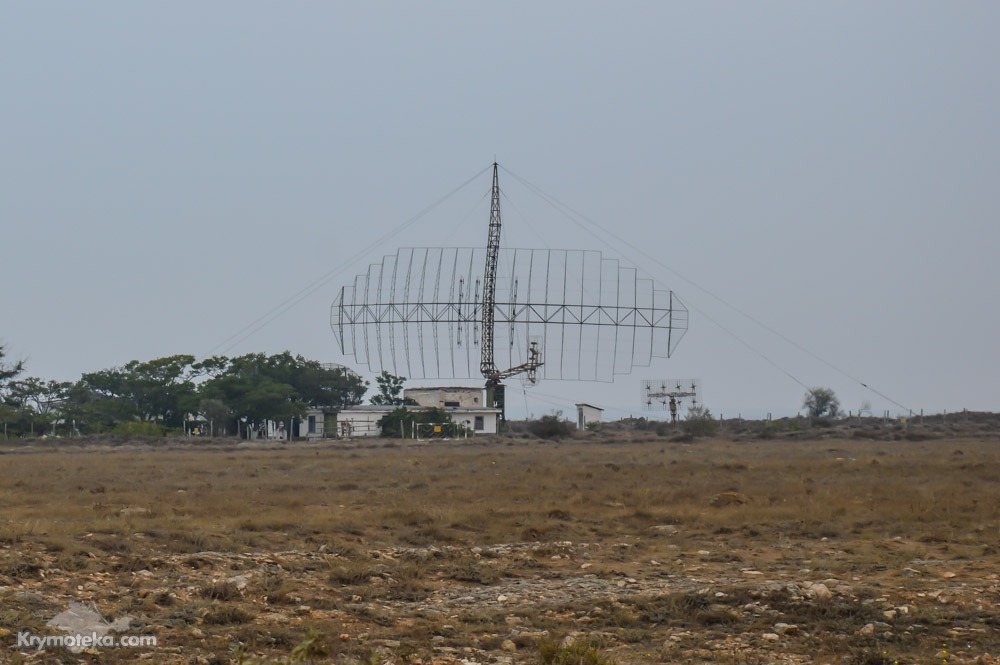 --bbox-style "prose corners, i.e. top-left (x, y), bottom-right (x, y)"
top-left (433, 425), bottom-right (442, 433)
